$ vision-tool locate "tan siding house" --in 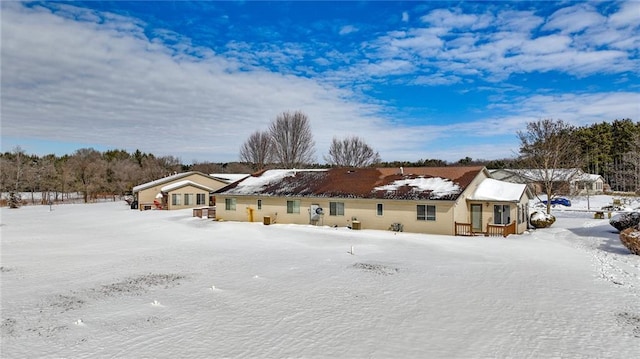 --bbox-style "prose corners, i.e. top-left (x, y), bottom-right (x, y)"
top-left (133, 171), bottom-right (232, 210)
top-left (214, 167), bottom-right (532, 236)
